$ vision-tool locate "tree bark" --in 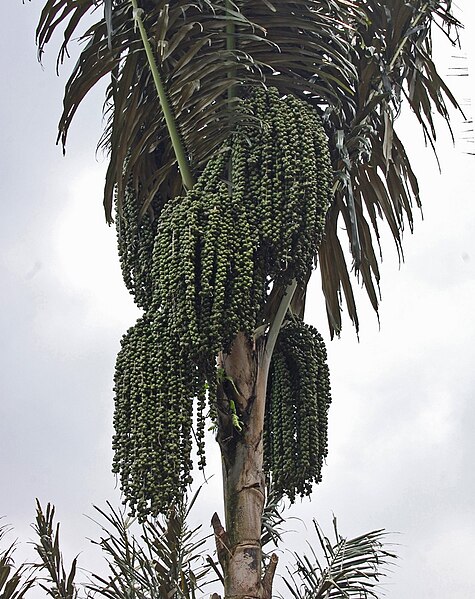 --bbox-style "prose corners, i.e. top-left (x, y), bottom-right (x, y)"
top-left (214, 332), bottom-right (276, 599)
